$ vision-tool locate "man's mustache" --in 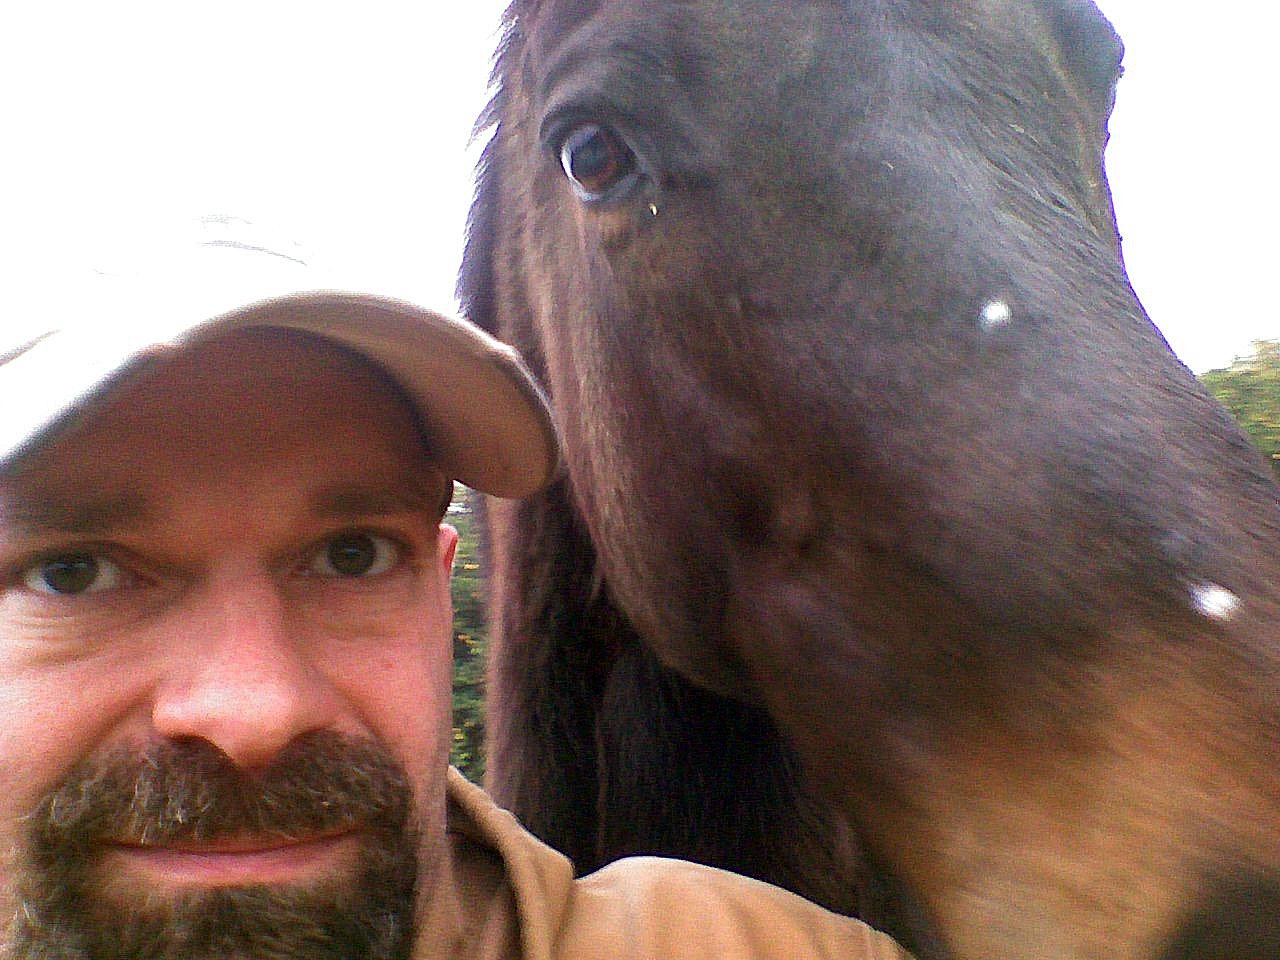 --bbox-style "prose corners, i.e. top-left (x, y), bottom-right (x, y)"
top-left (30, 732), bottom-right (413, 856)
